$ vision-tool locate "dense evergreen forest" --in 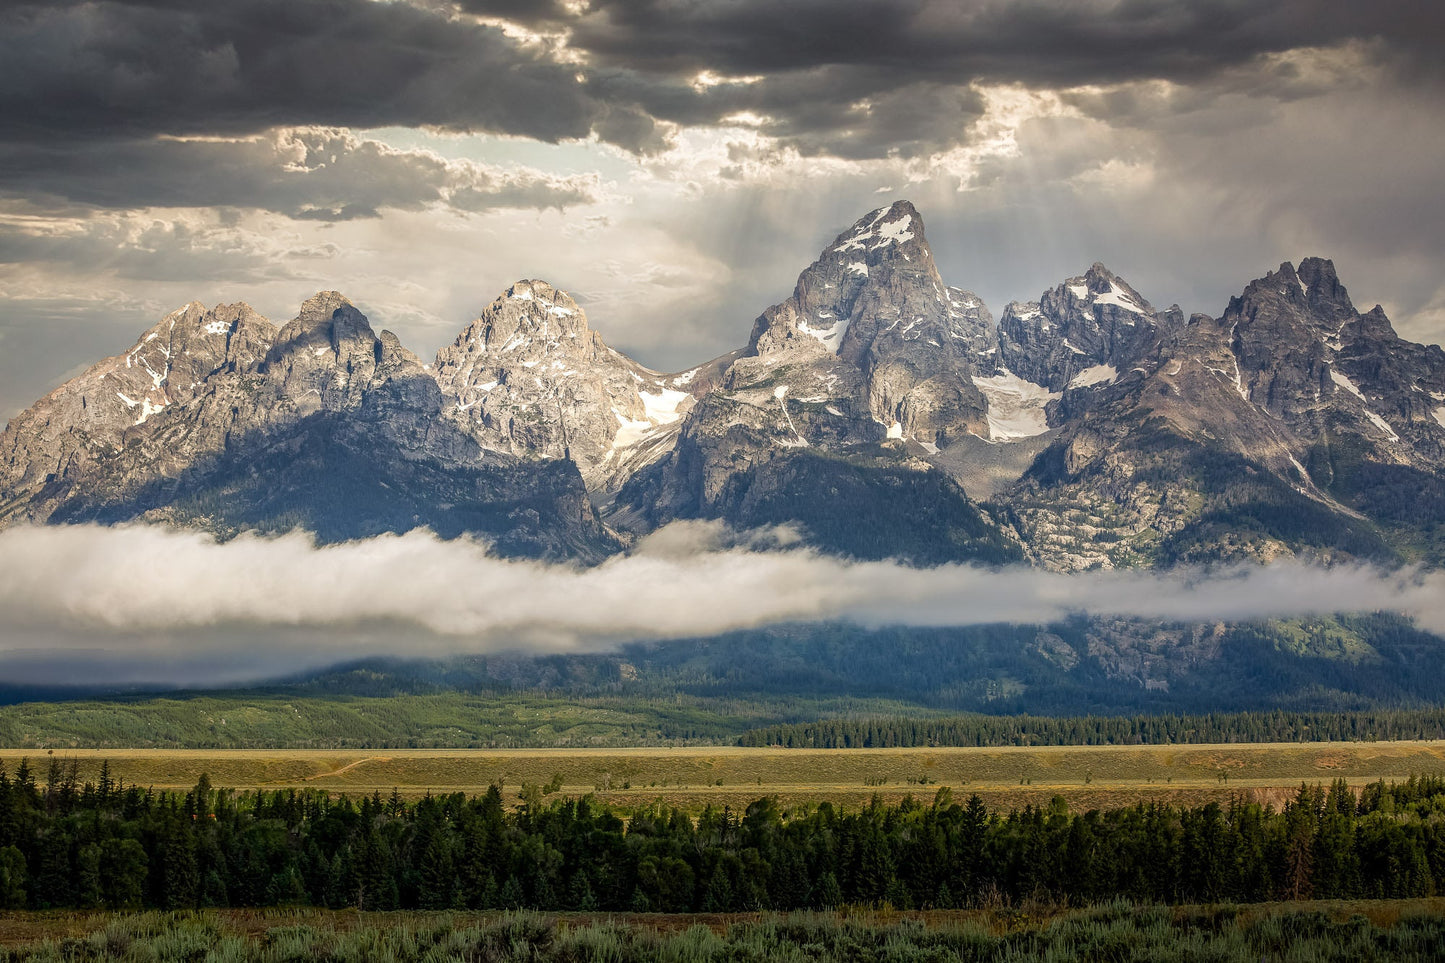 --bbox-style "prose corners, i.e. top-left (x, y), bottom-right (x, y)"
top-left (738, 708), bottom-right (1445, 748)
top-left (4, 759), bottom-right (1445, 912)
